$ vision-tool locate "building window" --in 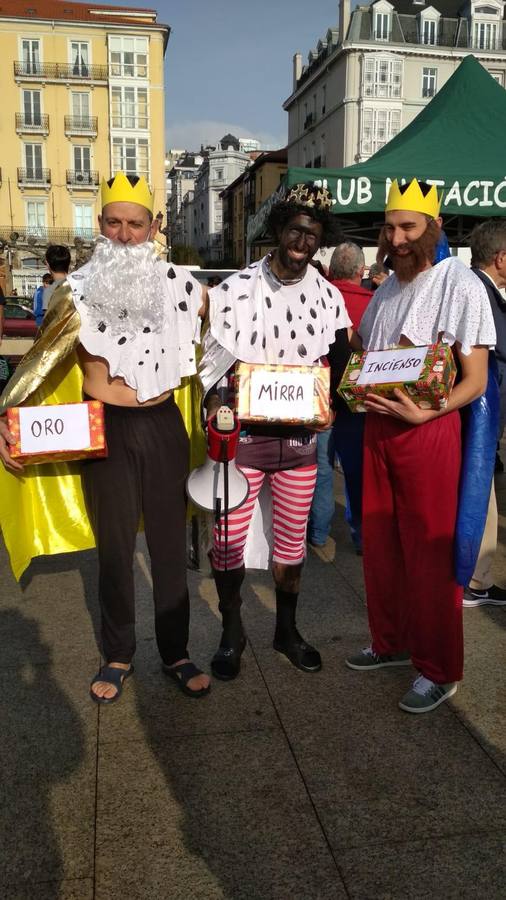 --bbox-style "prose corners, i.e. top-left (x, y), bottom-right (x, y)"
top-left (73, 146), bottom-right (91, 172)
top-left (322, 84), bottom-right (327, 115)
top-left (363, 56), bottom-right (402, 99)
top-left (70, 42), bottom-right (89, 76)
top-left (24, 143), bottom-right (43, 178)
top-left (111, 86), bottom-right (148, 129)
top-left (422, 67), bottom-right (437, 98)
top-left (421, 19), bottom-right (437, 45)
top-left (489, 70), bottom-right (504, 85)
top-left (112, 136), bottom-right (149, 179)
top-left (23, 90), bottom-right (42, 125)
top-left (21, 39), bottom-right (40, 75)
top-left (361, 107), bottom-right (401, 157)
top-left (474, 20), bottom-right (498, 49)
top-left (71, 92), bottom-right (90, 120)
top-left (321, 134), bottom-right (327, 167)
top-left (109, 36), bottom-right (148, 78)
top-left (25, 200), bottom-right (46, 235)
top-left (375, 12), bottom-right (390, 40)
top-left (73, 203), bottom-right (94, 238)
top-left (215, 169), bottom-right (224, 181)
